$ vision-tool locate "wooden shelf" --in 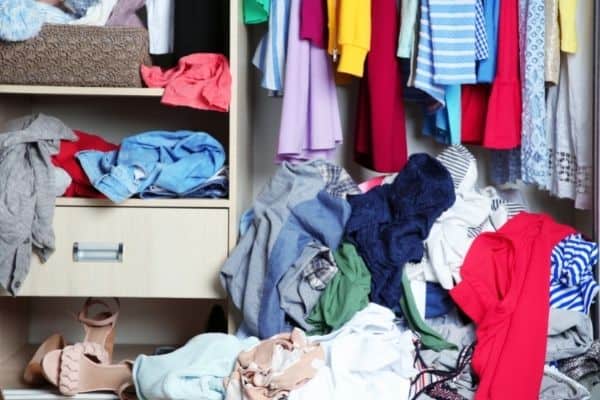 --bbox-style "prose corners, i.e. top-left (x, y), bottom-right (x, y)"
top-left (0, 85), bottom-right (163, 97)
top-left (55, 197), bottom-right (230, 208)
top-left (0, 344), bottom-right (156, 390)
